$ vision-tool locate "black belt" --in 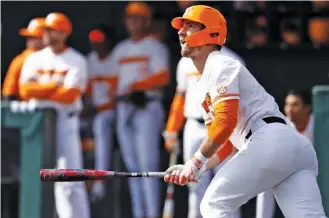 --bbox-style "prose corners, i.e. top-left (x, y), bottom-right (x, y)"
top-left (245, 116), bottom-right (286, 140)
top-left (68, 112), bottom-right (79, 117)
top-left (189, 118), bottom-right (204, 124)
